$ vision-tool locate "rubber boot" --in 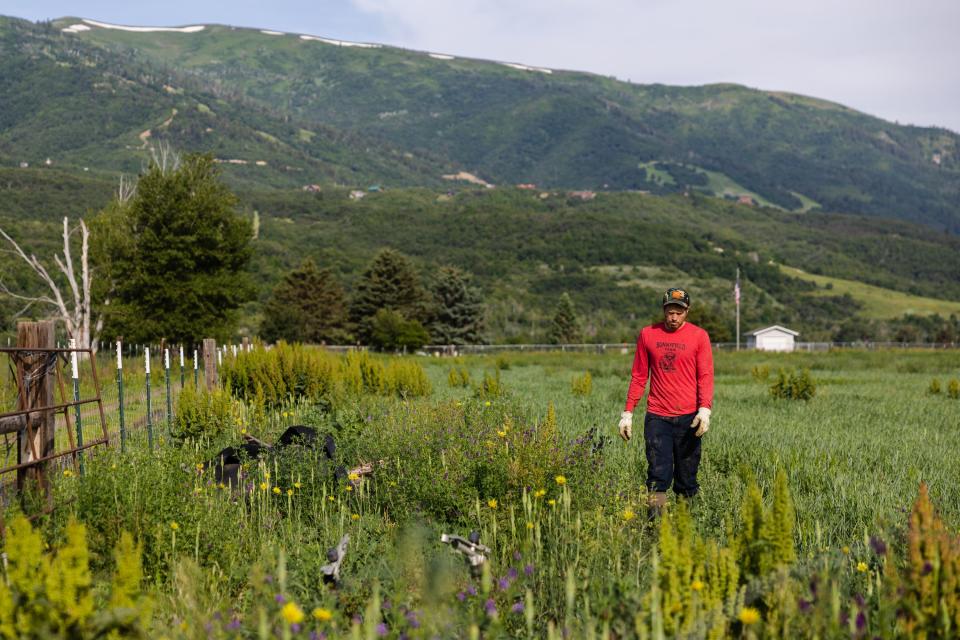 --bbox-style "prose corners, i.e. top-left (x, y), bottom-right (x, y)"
top-left (647, 491), bottom-right (668, 523)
